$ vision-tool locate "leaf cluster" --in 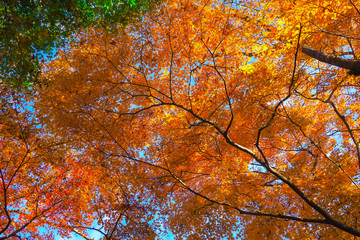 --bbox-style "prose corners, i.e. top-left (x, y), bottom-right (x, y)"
top-left (0, 0), bottom-right (161, 88)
